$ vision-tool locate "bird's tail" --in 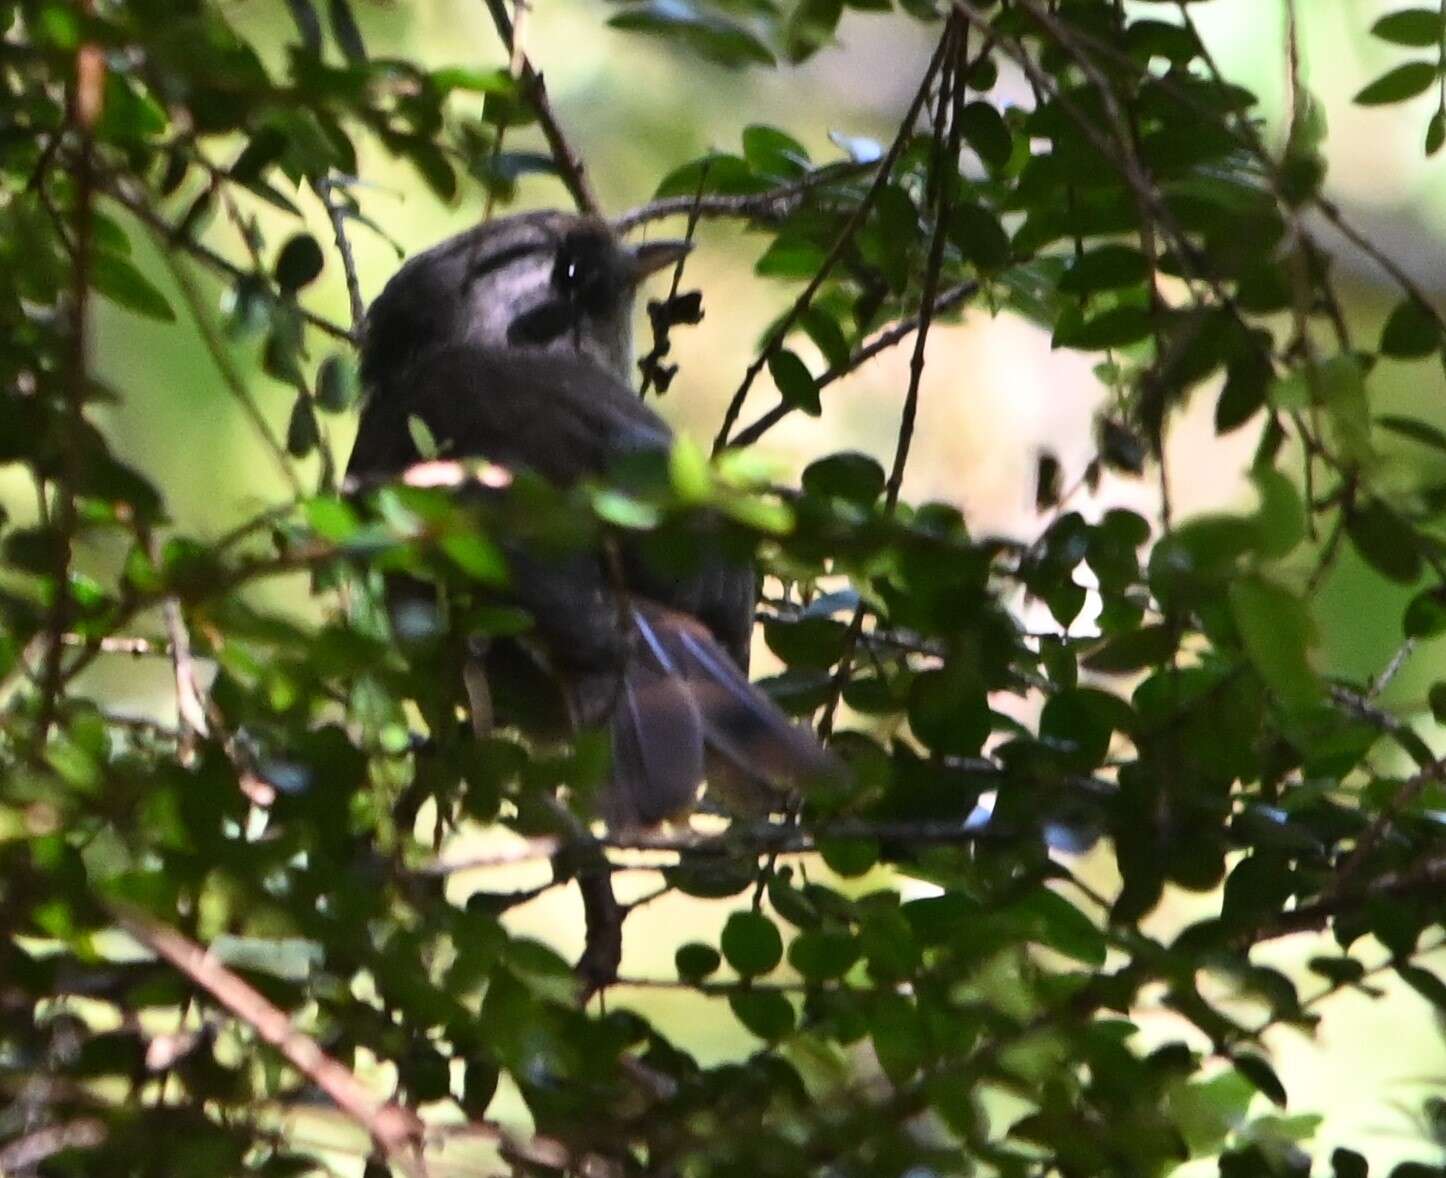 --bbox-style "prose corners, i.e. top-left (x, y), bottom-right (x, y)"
top-left (591, 601), bottom-right (844, 828)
